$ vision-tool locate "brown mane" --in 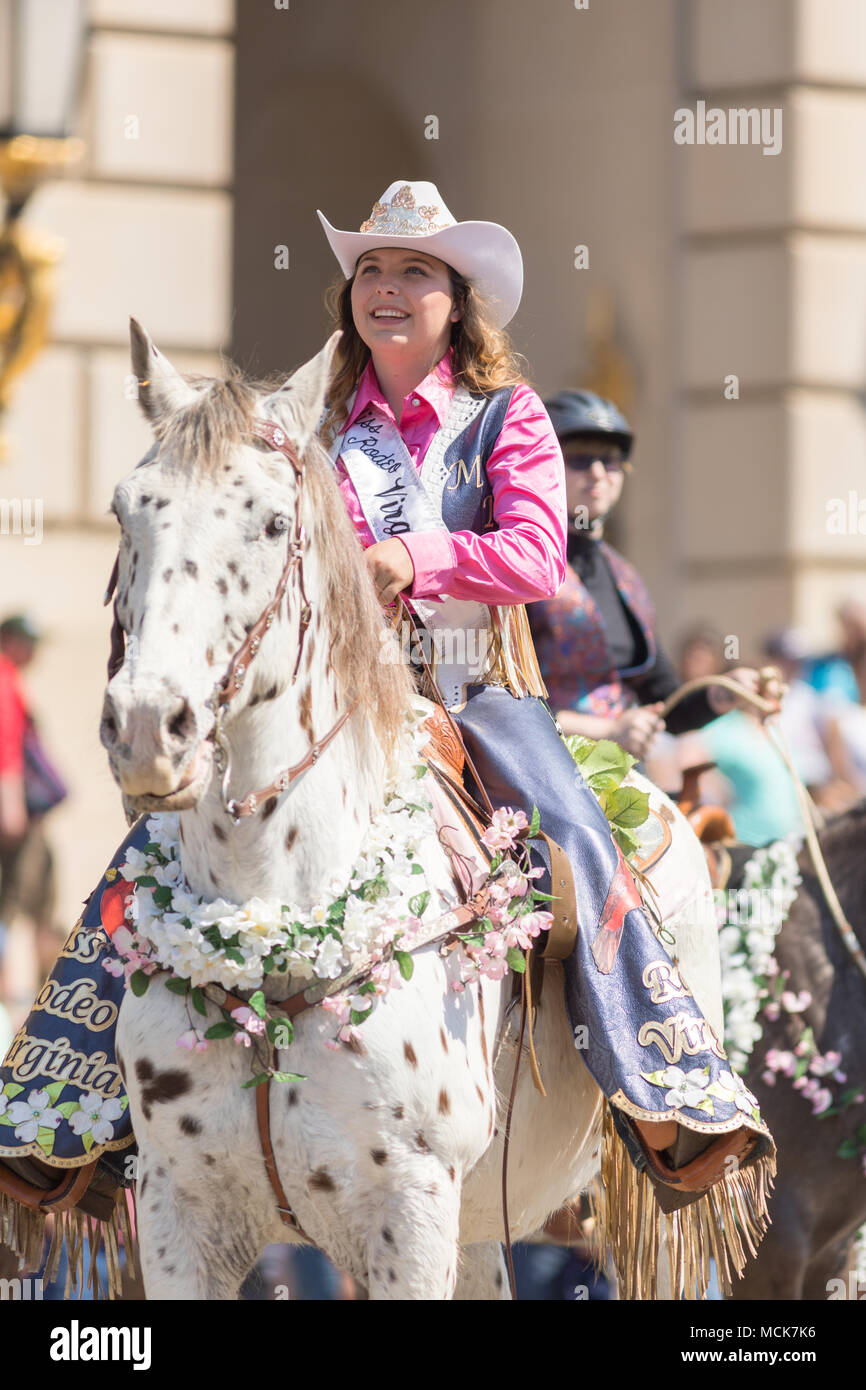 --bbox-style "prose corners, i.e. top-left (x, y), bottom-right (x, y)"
top-left (153, 368), bottom-right (415, 756)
